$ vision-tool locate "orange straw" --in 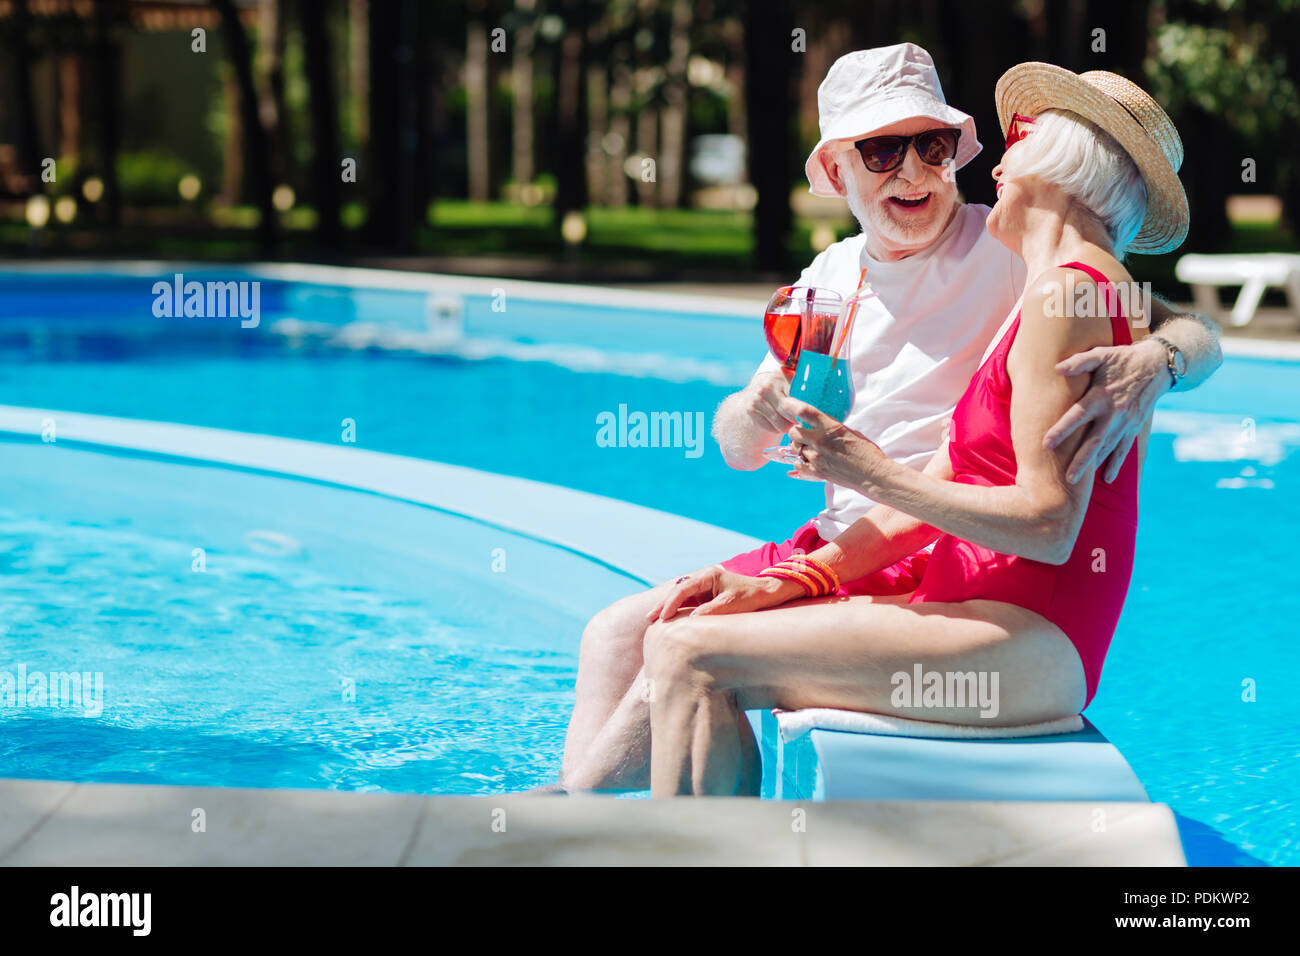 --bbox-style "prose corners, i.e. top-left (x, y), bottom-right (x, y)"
top-left (830, 268), bottom-right (870, 370)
